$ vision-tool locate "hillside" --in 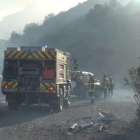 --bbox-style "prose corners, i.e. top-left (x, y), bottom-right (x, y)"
top-left (0, 0), bottom-right (110, 40)
top-left (0, 0), bottom-right (140, 80)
